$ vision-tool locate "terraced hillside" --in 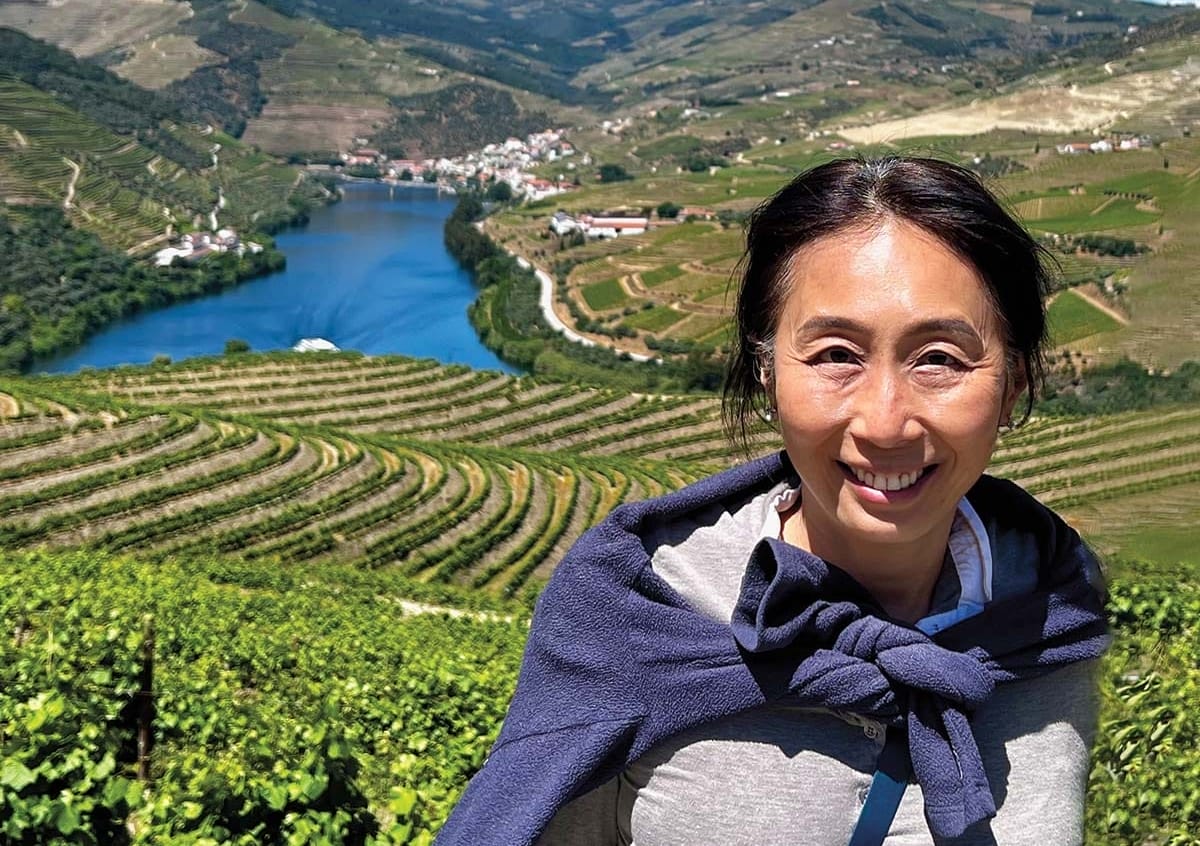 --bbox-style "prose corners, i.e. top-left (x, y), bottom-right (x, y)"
top-left (5, 352), bottom-right (1193, 585)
